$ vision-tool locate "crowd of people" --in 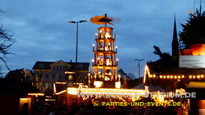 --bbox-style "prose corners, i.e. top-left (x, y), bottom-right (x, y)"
top-left (30, 101), bottom-right (177, 115)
